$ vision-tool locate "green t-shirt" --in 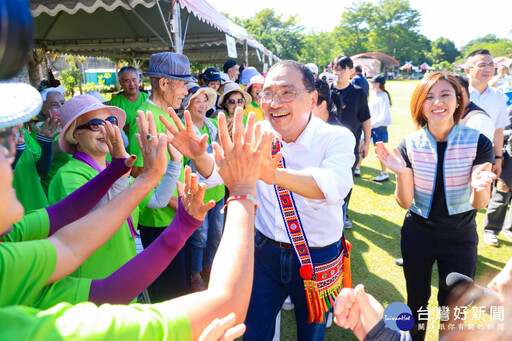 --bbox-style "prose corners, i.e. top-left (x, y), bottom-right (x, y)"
top-left (40, 151), bottom-right (73, 196)
top-left (109, 91), bottom-right (150, 155)
top-left (2, 208), bottom-right (50, 243)
top-left (130, 100), bottom-right (184, 228)
top-left (0, 238), bottom-right (56, 308)
top-left (0, 302), bottom-right (191, 341)
top-left (13, 131), bottom-right (49, 212)
top-left (185, 119), bottom-right (225, 203)
top-left (48, 158), bottom-right (137, 279)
